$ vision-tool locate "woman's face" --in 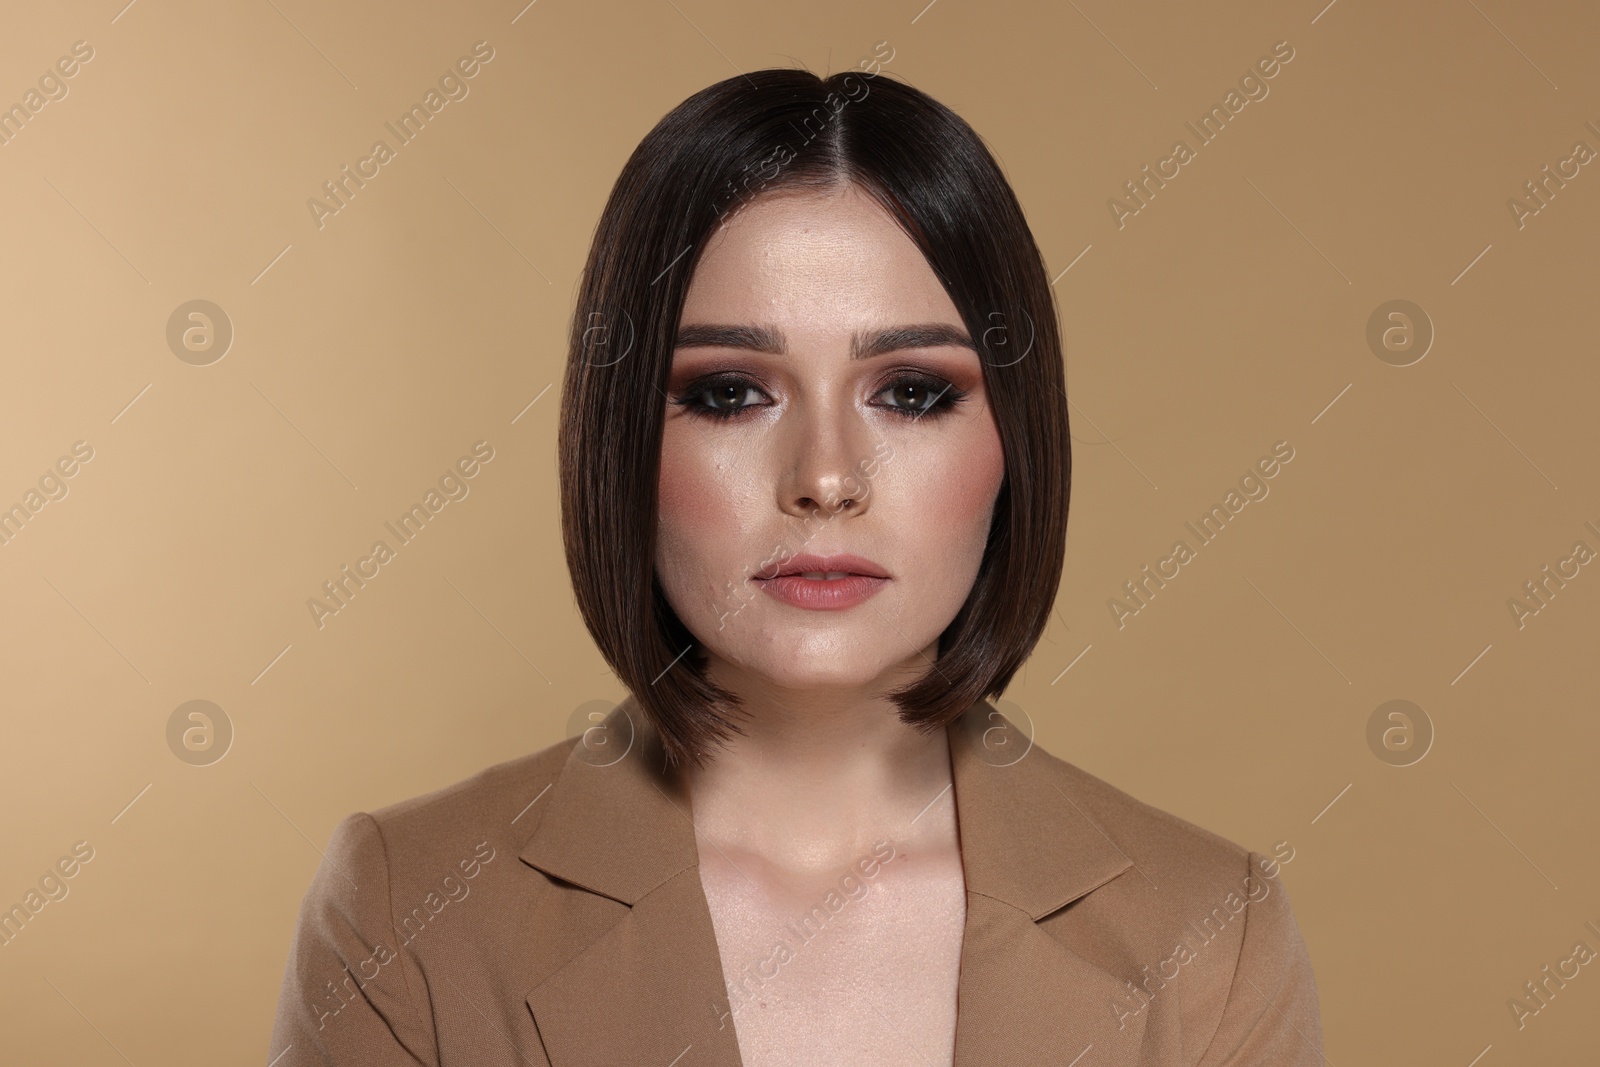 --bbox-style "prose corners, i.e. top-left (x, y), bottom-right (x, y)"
top-left (655, 182), bottom-right (1006, 696)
